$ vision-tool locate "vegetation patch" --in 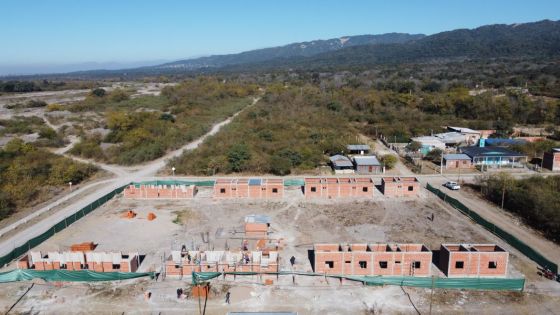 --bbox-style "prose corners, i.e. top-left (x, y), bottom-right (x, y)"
top-left (478, 174), bottom-right (560, 243)
top-left (68, 78), bottom-right (257, 165)
top-left (0, 139), bottom-right (97, 221)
